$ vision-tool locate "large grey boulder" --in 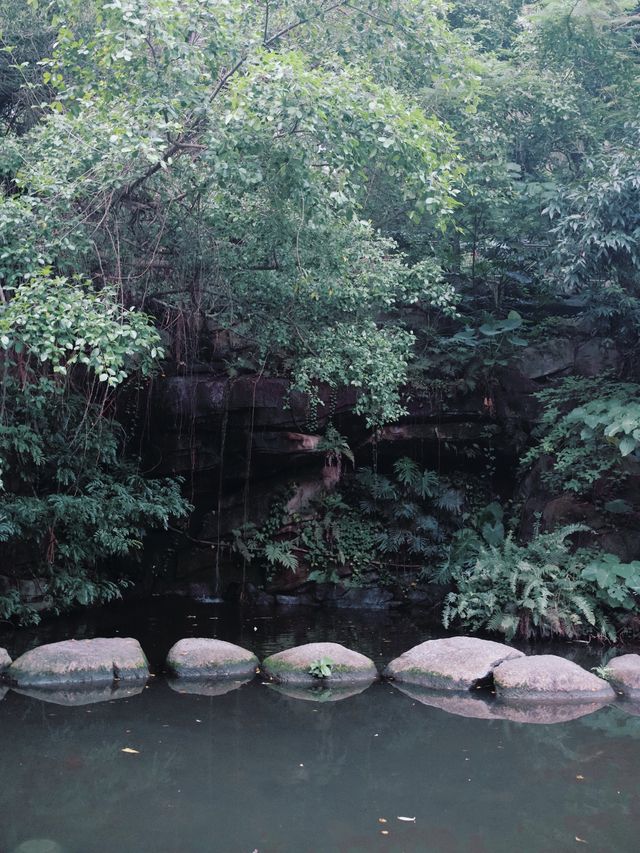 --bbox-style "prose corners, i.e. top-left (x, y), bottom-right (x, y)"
top-left (262, 642), bottom-right (377, 685)
top-left (166, 638), bottom-right (258, 680)
top-left (605, 654), bottom-right (640, 698)
top-left (0, 646), bottom-right (11, 673)
top-left (7, 638), bottom-right (149, 687)
top-left (493, 655), bottom-right (615, 701)
top-left (384, 637), bottom-right (524, 690)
